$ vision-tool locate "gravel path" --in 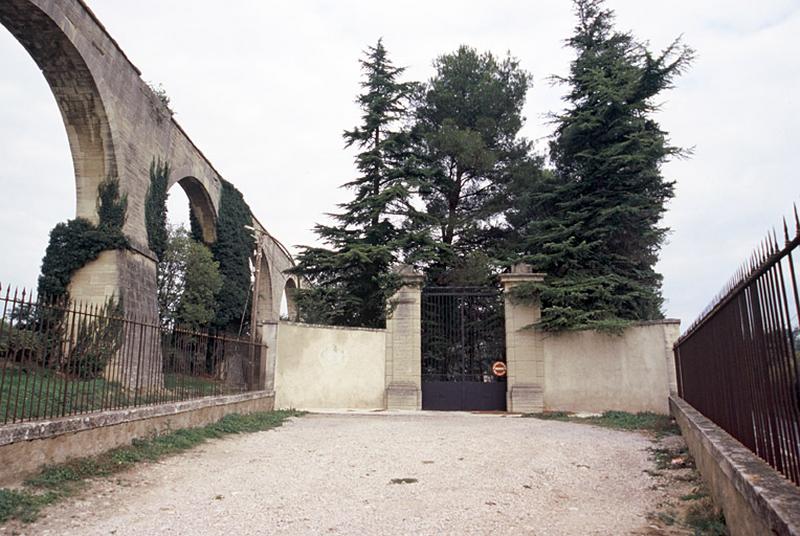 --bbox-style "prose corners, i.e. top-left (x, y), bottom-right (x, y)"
top-left (20, 412), bottom-right (662, 535)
